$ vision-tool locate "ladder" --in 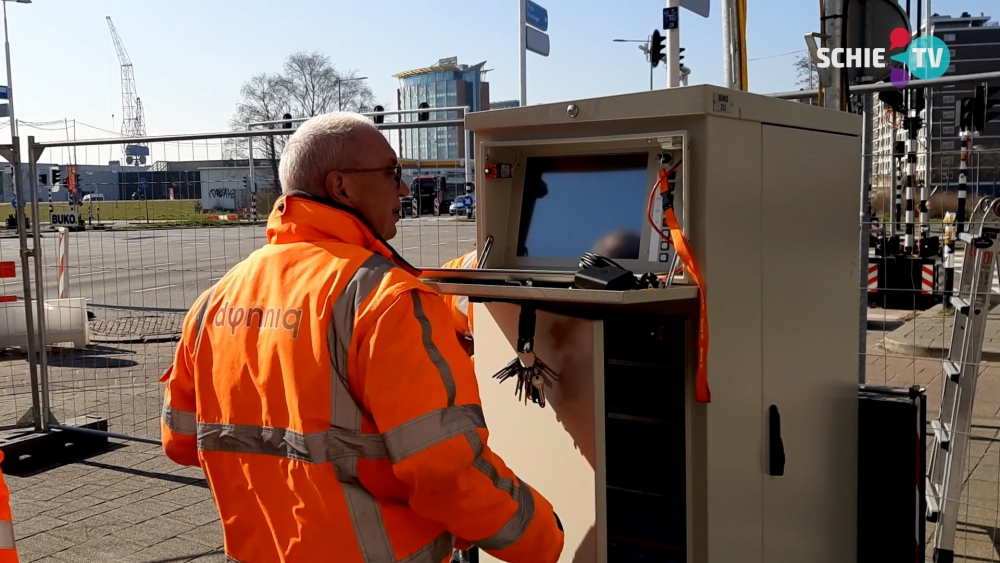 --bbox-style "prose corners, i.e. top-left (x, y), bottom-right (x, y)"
top-left (926, 197), bottom-right (1000, 563)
